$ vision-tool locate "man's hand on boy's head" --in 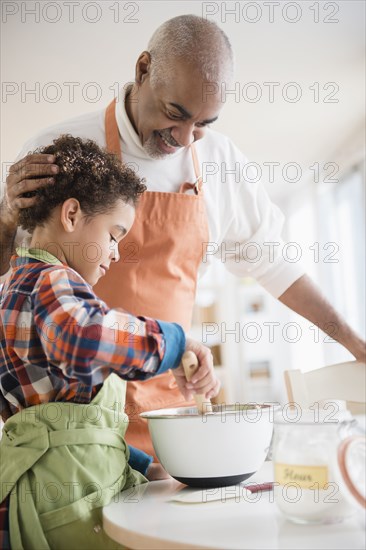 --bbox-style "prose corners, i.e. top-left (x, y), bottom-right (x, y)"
top-left (172, 338), bottom-right (221, 401)
top-left (2, 154), bottom-right (58, 225)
